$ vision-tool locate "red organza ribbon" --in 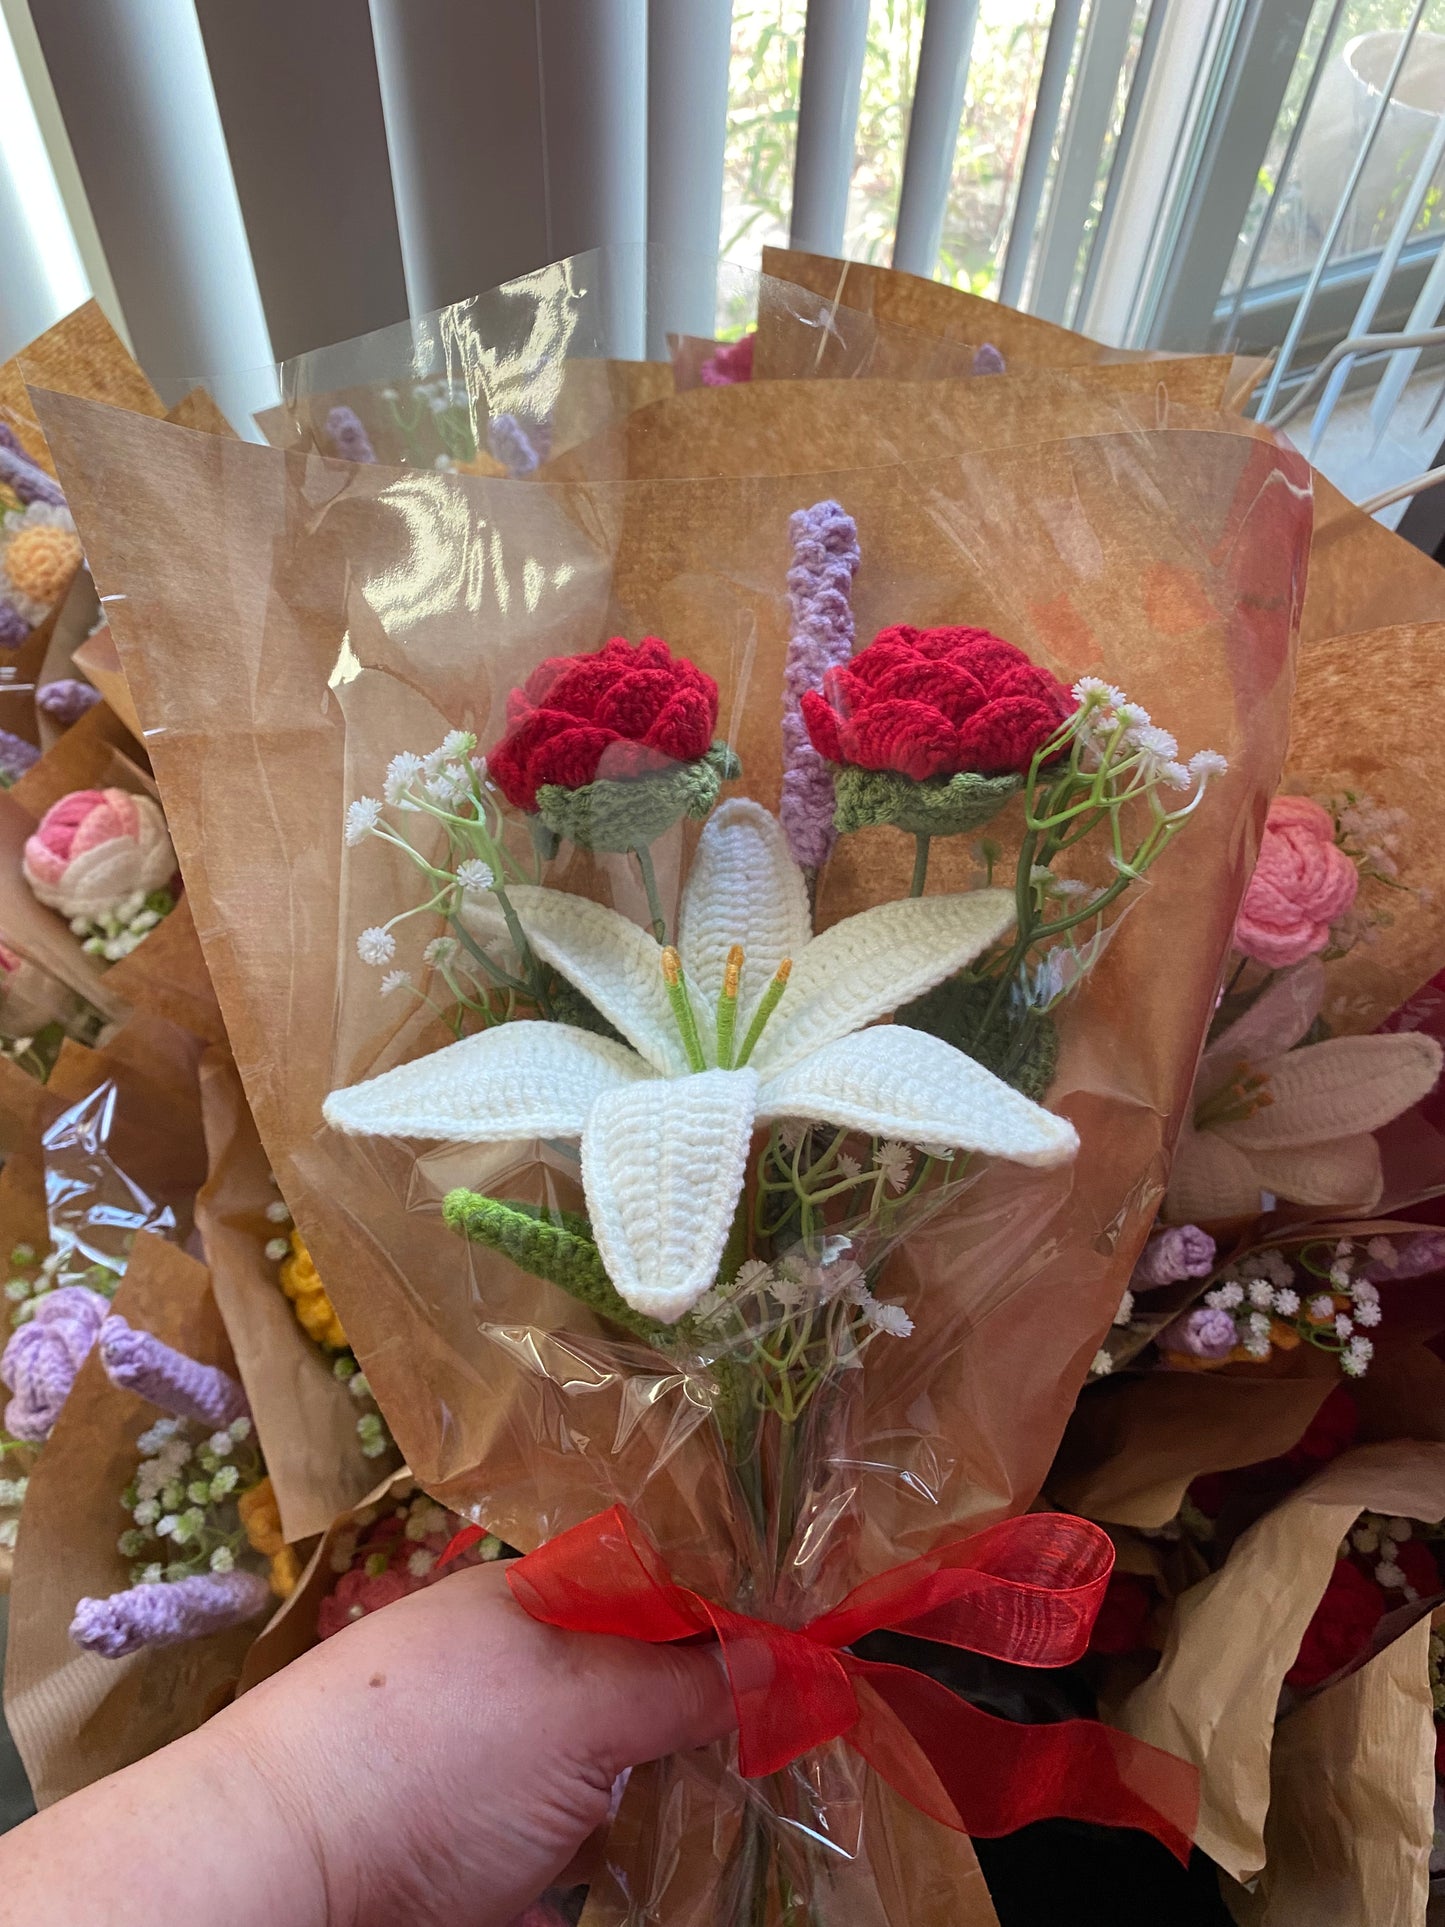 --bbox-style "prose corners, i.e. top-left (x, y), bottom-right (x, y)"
top-left (446, 1505), bottom-right (1197, 1861)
